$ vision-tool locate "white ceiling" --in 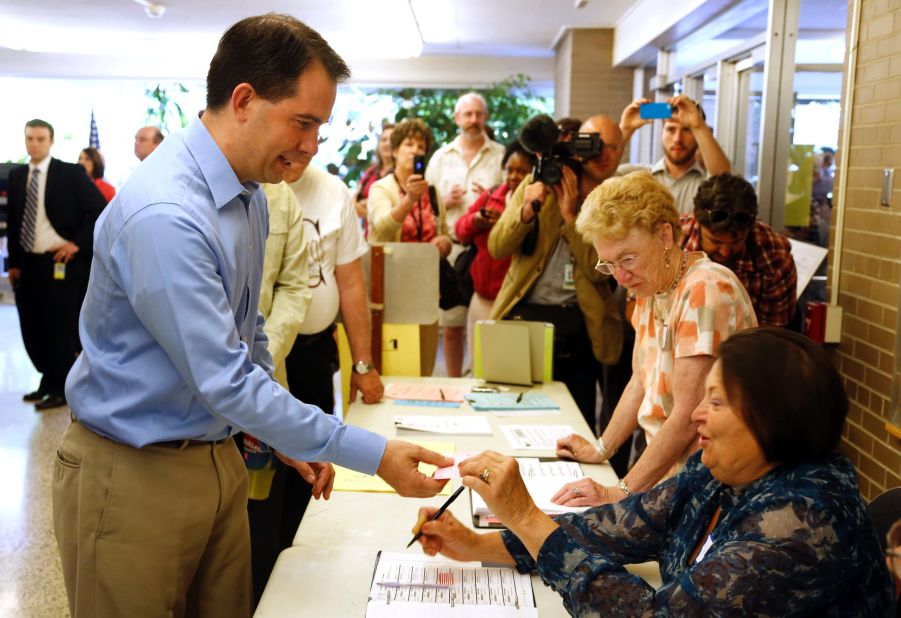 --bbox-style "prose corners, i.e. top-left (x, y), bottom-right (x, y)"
top-left (0, 0), bottom-right (848, 85)
top-left (0, 0), bottom-right (636, 83)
